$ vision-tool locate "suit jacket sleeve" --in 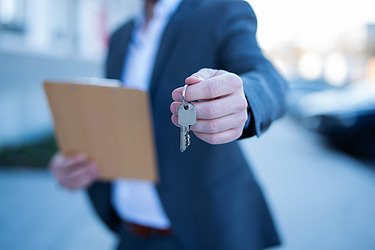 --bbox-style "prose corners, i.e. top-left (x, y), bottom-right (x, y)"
top-left (216, 1), bottom-right (288, 138)
top-left (87, 182), bottom-right (121, 233)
